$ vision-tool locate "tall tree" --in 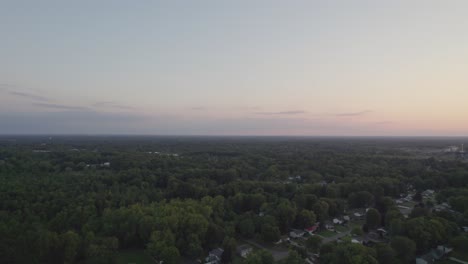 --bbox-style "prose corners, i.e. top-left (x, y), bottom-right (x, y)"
top-left (390, 236), bottom-right (416, 264)
top-left (366, 208), bottom-right (381, 230)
